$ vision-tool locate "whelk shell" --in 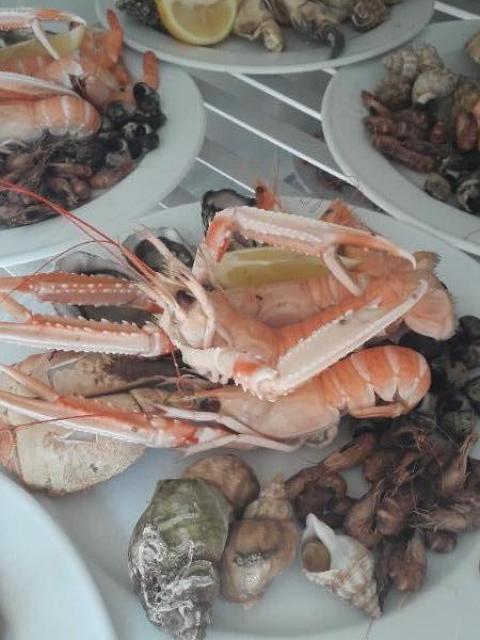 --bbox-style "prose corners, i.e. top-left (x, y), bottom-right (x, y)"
top-left (302, 514), bottom-right (381, 619)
